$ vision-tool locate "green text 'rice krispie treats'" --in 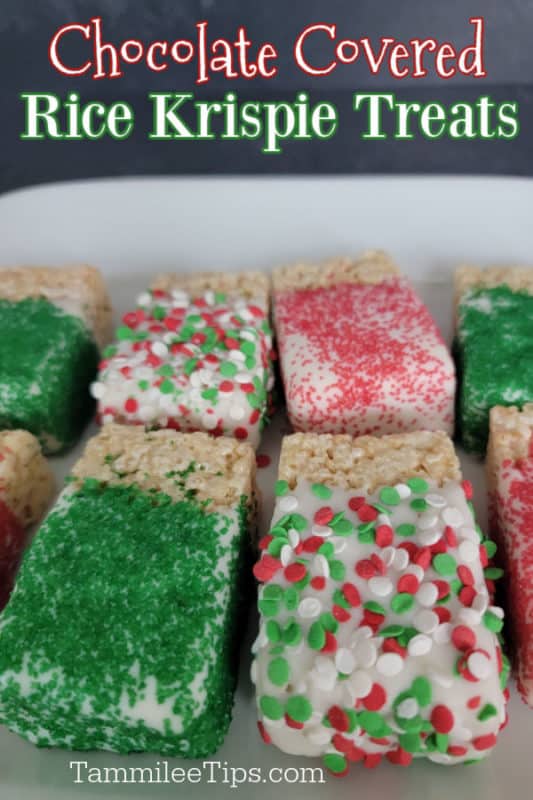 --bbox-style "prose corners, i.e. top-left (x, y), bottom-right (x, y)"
top-left (0, 265), bottom-right (112, 453)
top-left (0, 424), bottom-right (256, 756)
top-left (454, 265), bottom-right (533, 455)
